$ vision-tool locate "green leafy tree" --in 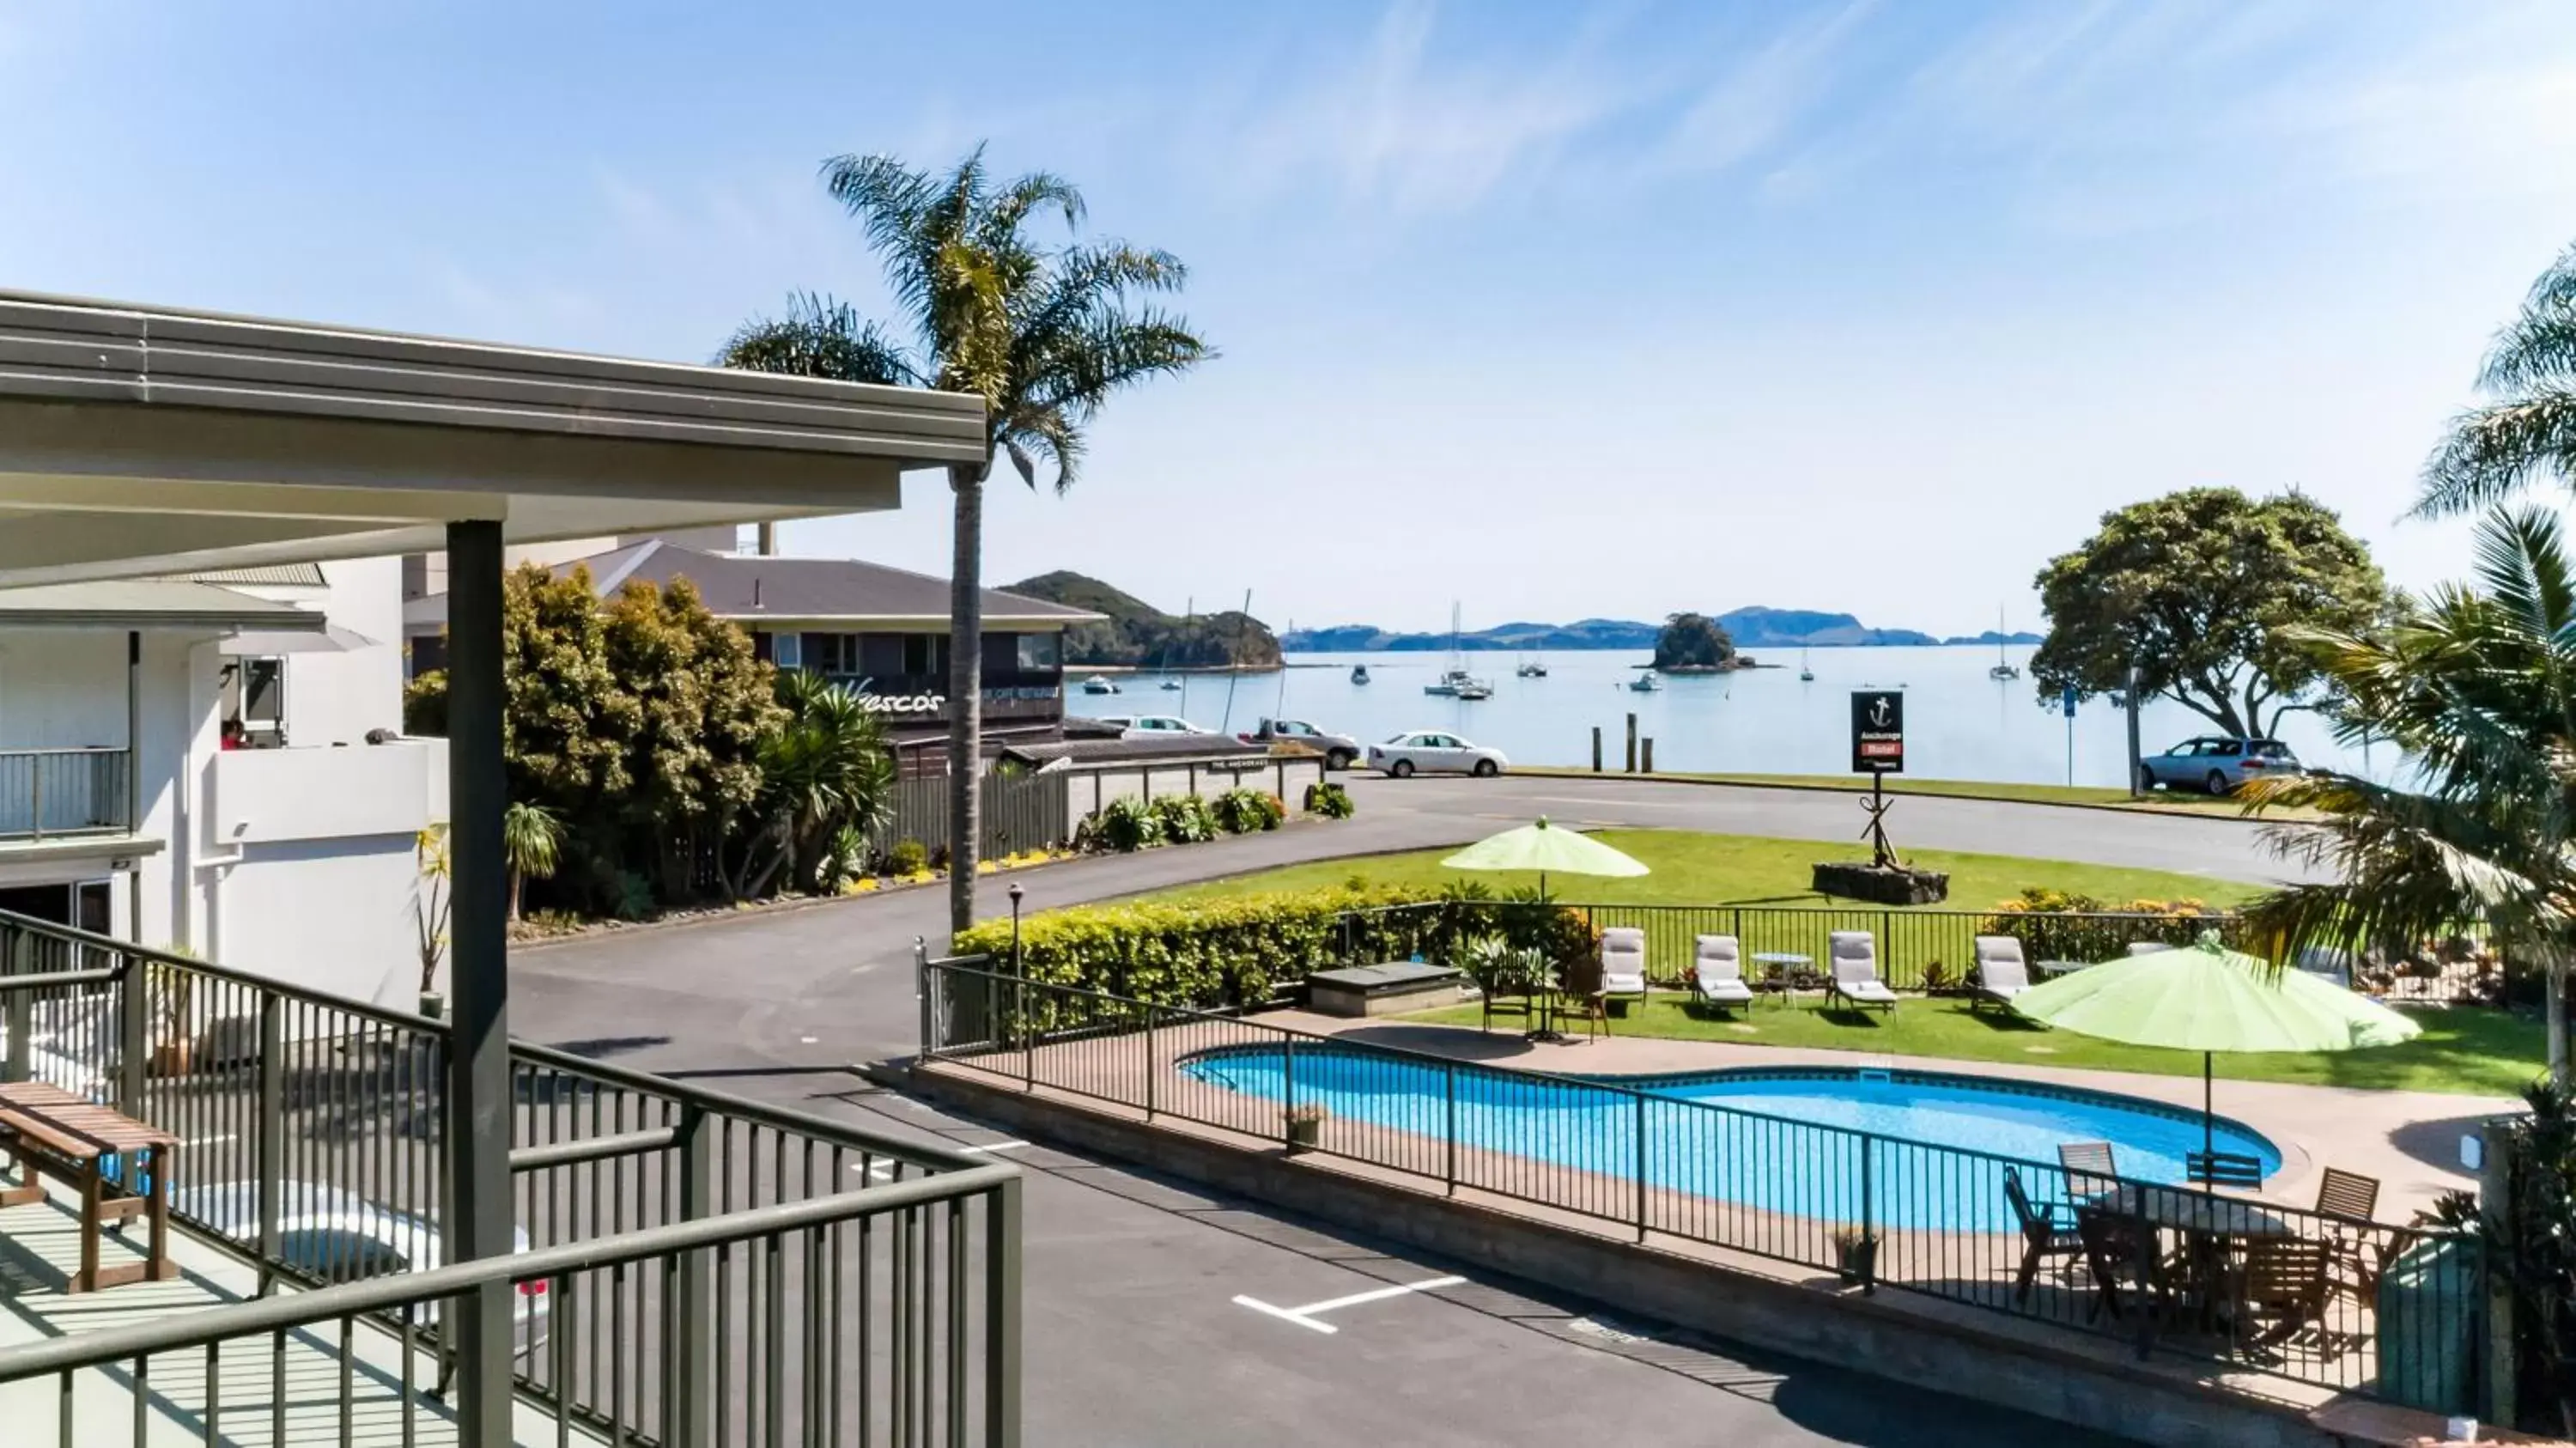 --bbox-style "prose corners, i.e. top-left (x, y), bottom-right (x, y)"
top-left (501, 801), bottom-right (564, 922)
top-left (600, 576), bottom-right (782, 894)
top-left (721, 145), bottom-right (1212, 939)
top-left (2420, 240), bottom-right (2576, 517)
top-left (2242, 506), bottom-right (2576, 1079)
top-left (497, 563), bottom-right (639, 811)
top-left (1651, 612), bottom-right (1736, 670)
top-left (2032, 488), bottom-right (2386, 739)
